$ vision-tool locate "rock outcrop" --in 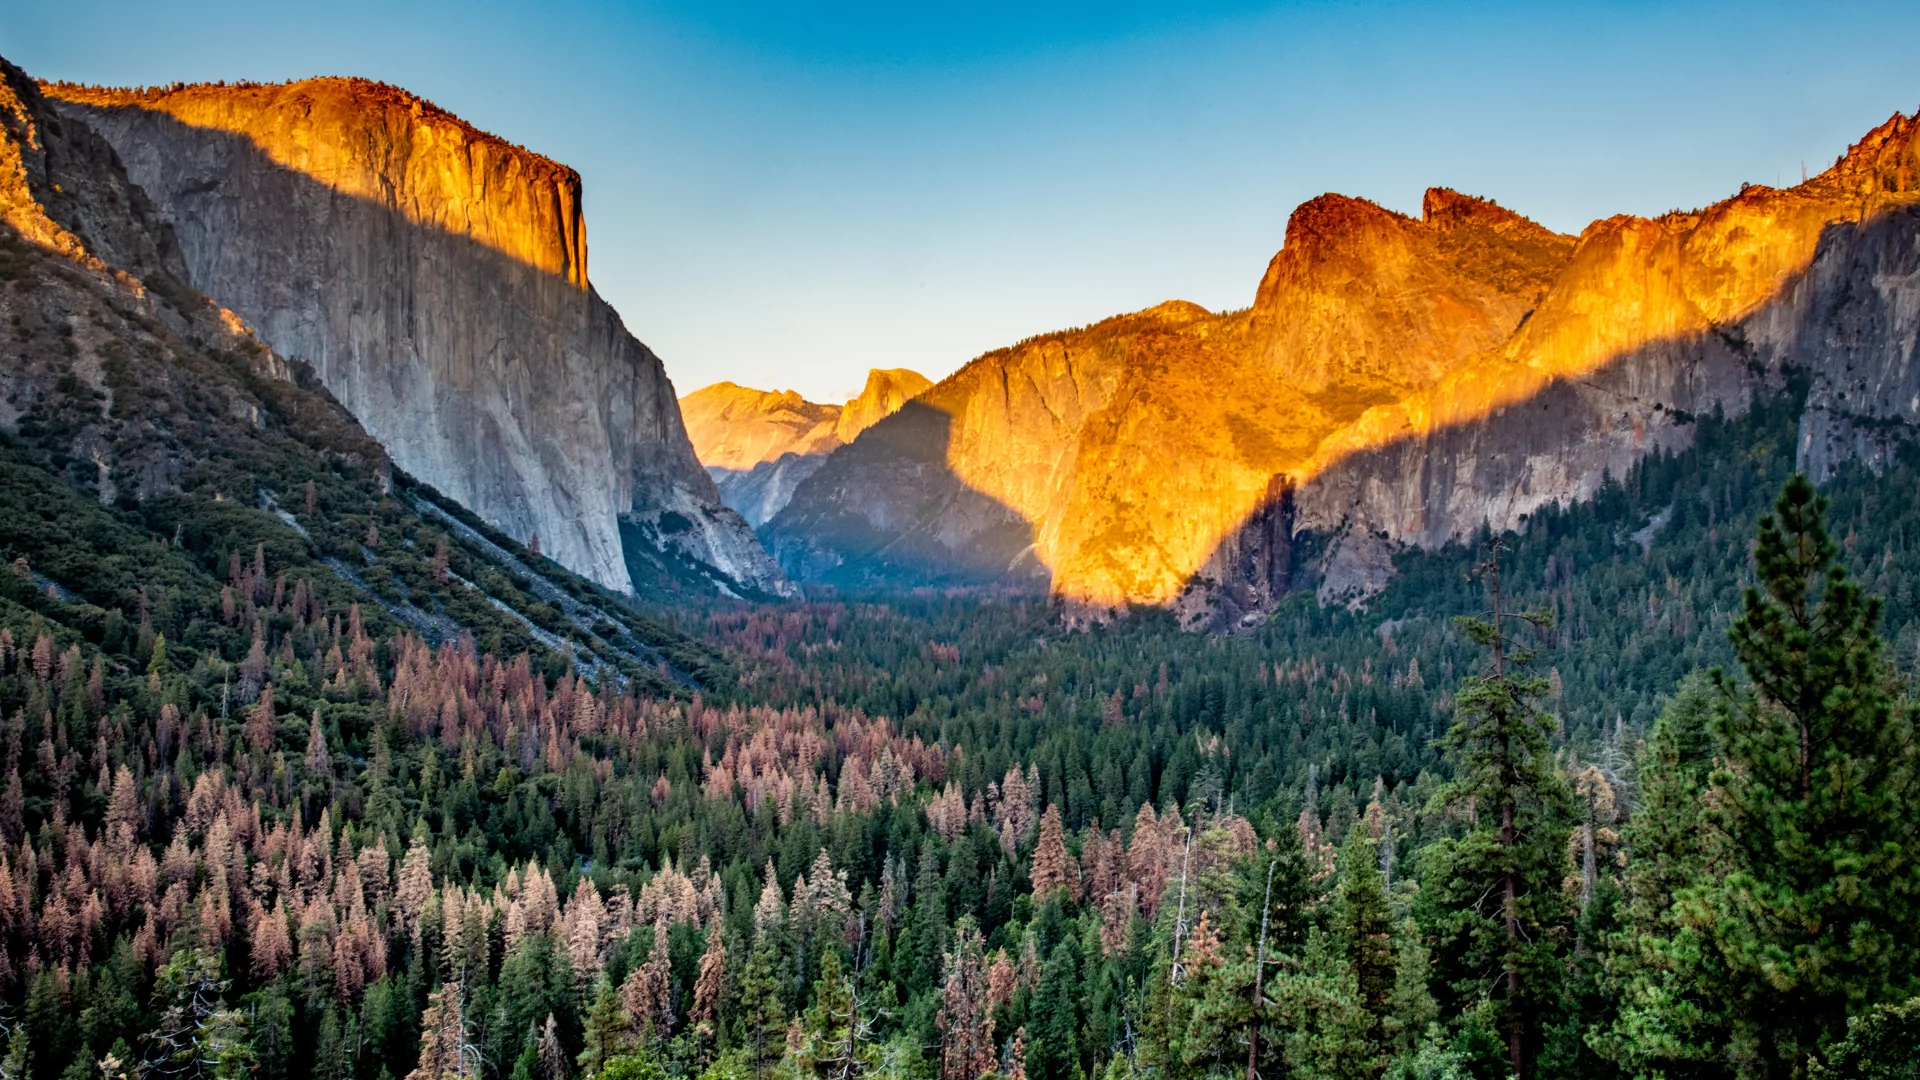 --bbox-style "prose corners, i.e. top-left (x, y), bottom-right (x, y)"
top-left (681, 368), bottom-right (930, 525)
top-left (44, 78), bottom-right (792, 600)
top-left (768, 115), bottom-right (1920, 625)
